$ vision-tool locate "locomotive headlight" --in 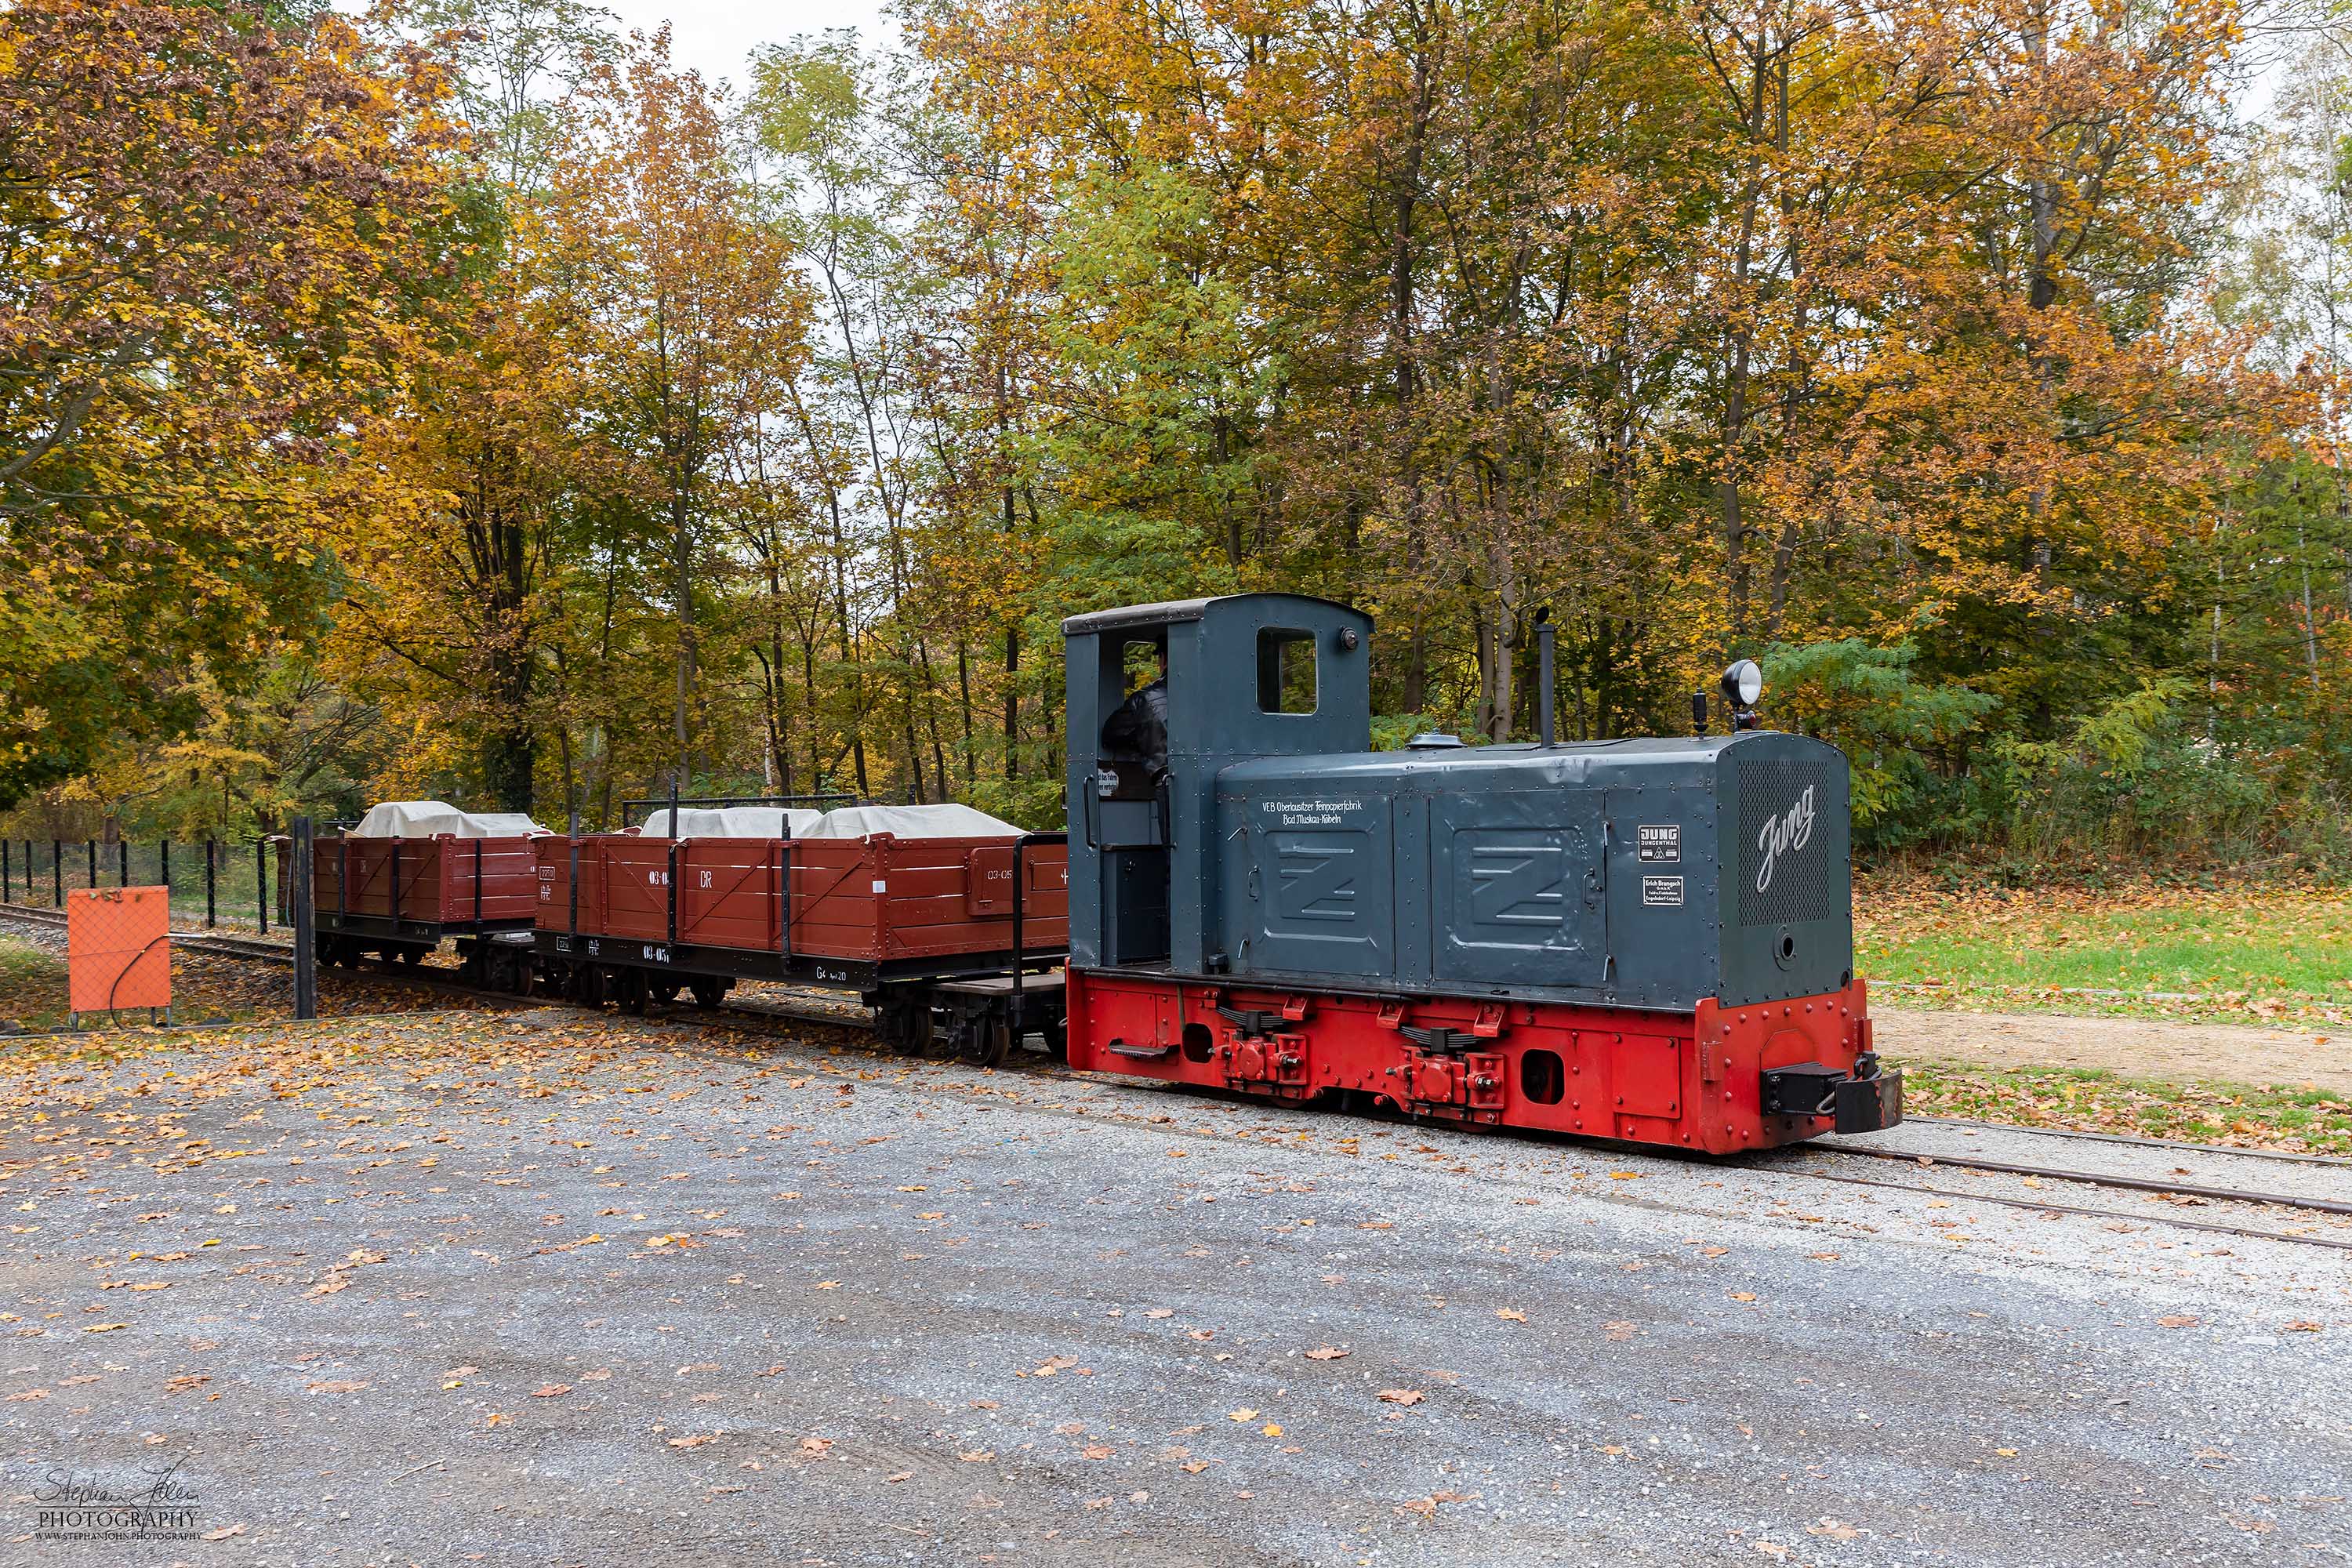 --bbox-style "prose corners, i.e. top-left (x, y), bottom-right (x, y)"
top-left (1721, 659), bottom-right (1763, 707)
